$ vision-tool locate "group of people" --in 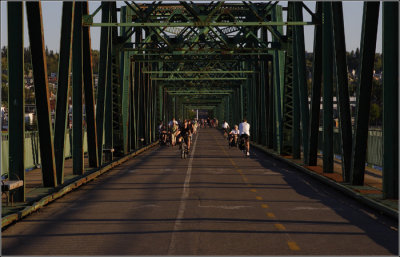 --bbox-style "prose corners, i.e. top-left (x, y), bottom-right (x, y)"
top-left (158, 118), bottom-right (198, 154)
top-left (158, 117), bottom-right (251, 156)
top-left (222, 118), bottom-right (251, 156)
top-left (199, 117), bottom-right (219, 128)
